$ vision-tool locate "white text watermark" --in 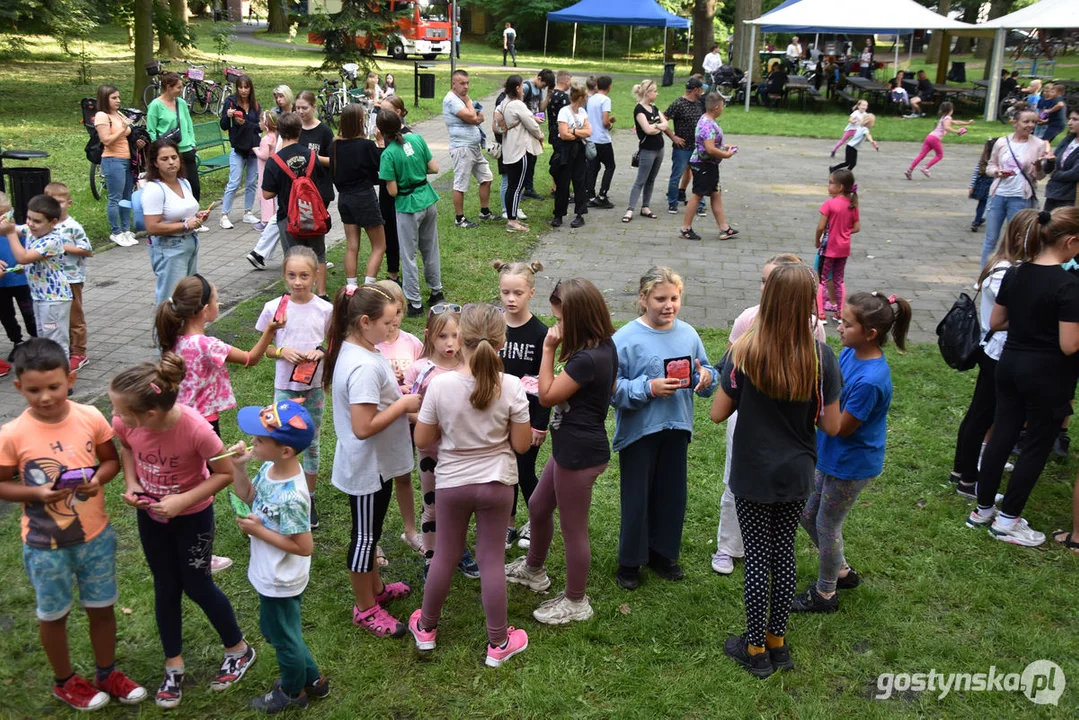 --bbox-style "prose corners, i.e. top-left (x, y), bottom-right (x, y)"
top-left (875, 660), bottom-right (1065, 705)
